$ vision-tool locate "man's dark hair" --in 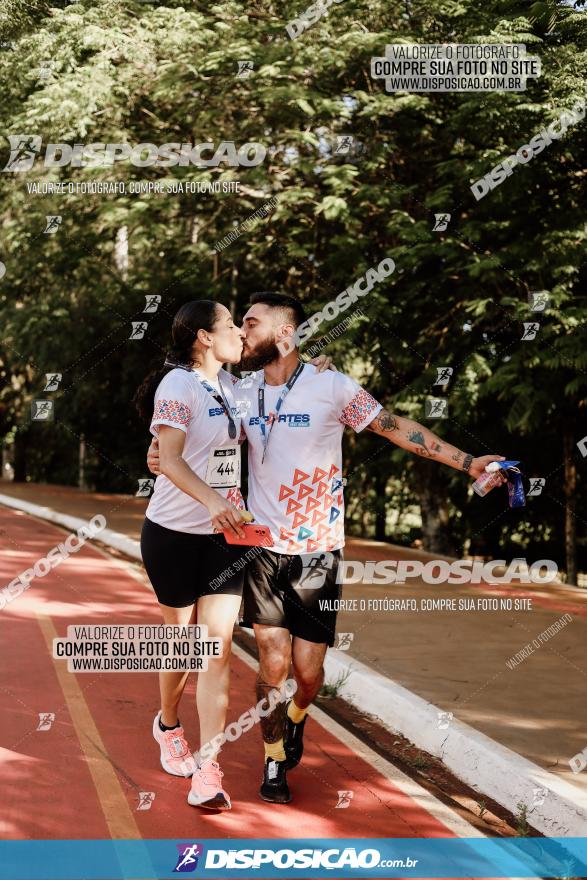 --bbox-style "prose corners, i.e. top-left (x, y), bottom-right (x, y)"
top-left (249, 291), bottom-right (307, 328)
